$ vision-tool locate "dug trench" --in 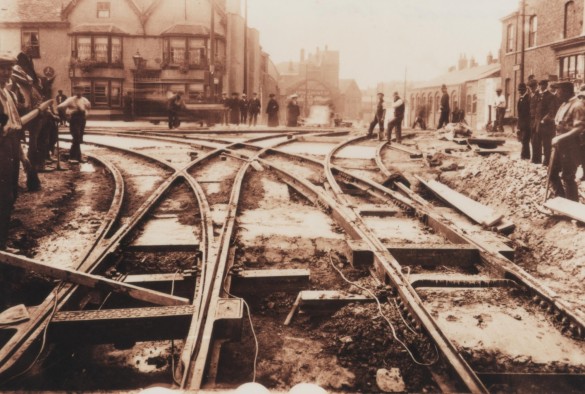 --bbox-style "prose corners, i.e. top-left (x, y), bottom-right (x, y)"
top-left (211, 170), bottom-right (440, 392)
top-left (3, 179), bottom-right (201, 390)
top-left (0, 159), bottom-right (114, 312)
